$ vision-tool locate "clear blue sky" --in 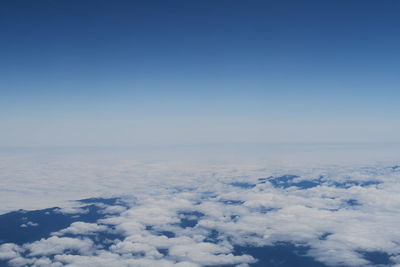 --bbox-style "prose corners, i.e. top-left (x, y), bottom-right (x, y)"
top-left (1, 0), bottom-right (399, 146)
